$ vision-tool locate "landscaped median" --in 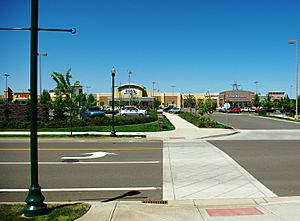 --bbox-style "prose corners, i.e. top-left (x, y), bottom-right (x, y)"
top-left (0, 112), bottom-right (175, 138)
top-left (0, 203), bottom-right (90, 221)
top-left (178, 112), bottom-right (231, 128)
